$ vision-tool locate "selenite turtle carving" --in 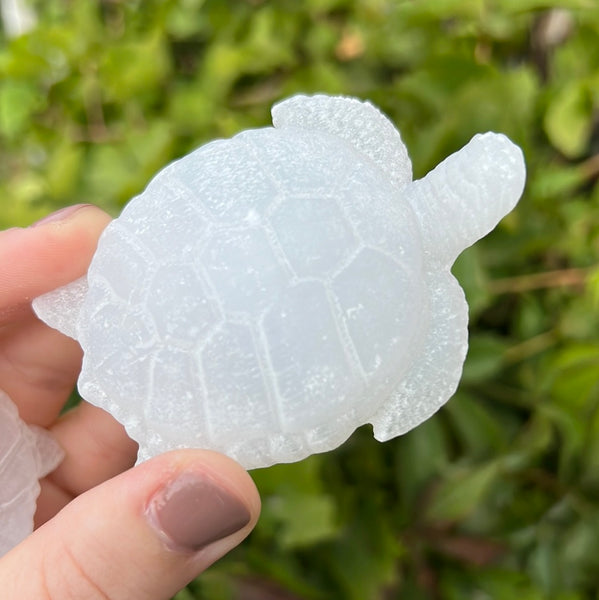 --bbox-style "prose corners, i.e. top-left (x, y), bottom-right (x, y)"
top-left (0, 389), bottom-right (64, 557)
top-left (33, 94), bottom-right (526, 469)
